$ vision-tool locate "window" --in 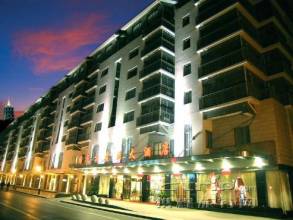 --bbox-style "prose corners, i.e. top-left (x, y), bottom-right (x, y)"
top-left (123, 111), bottom-right (135, 123)
top-left (206, 131), bottom-right (213, 148)
top-left (121, 137), bottom-right (133, 162)
top-left (101, 68), bottom-right (108, 78)
top-left (129, 48), bottom-right (139, 59)
top-left (184, 124), bottom-right (192, 156)
top-left (183, 63), bottom-right (192, 76)
top-left (99, 85), bottom-right (106, 94)
top-left (183, 38), bottom-right (191, 50)
top-left (127, 67), bottom-right (138, 79)
top-left (125, 88), bottom-right (136, 100)
top-left (115, 62), bottom-right (121, 78)
top-left (94, 122), bottom-right (102, 132)
top-left (184, 91), bottom-right (192, 104)
top-left (234, 126), bottom-right (250, 146)
top-left (182, 15), bottom-right (190, 27)
top-left (97, 103), bottom-right (104, 113)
